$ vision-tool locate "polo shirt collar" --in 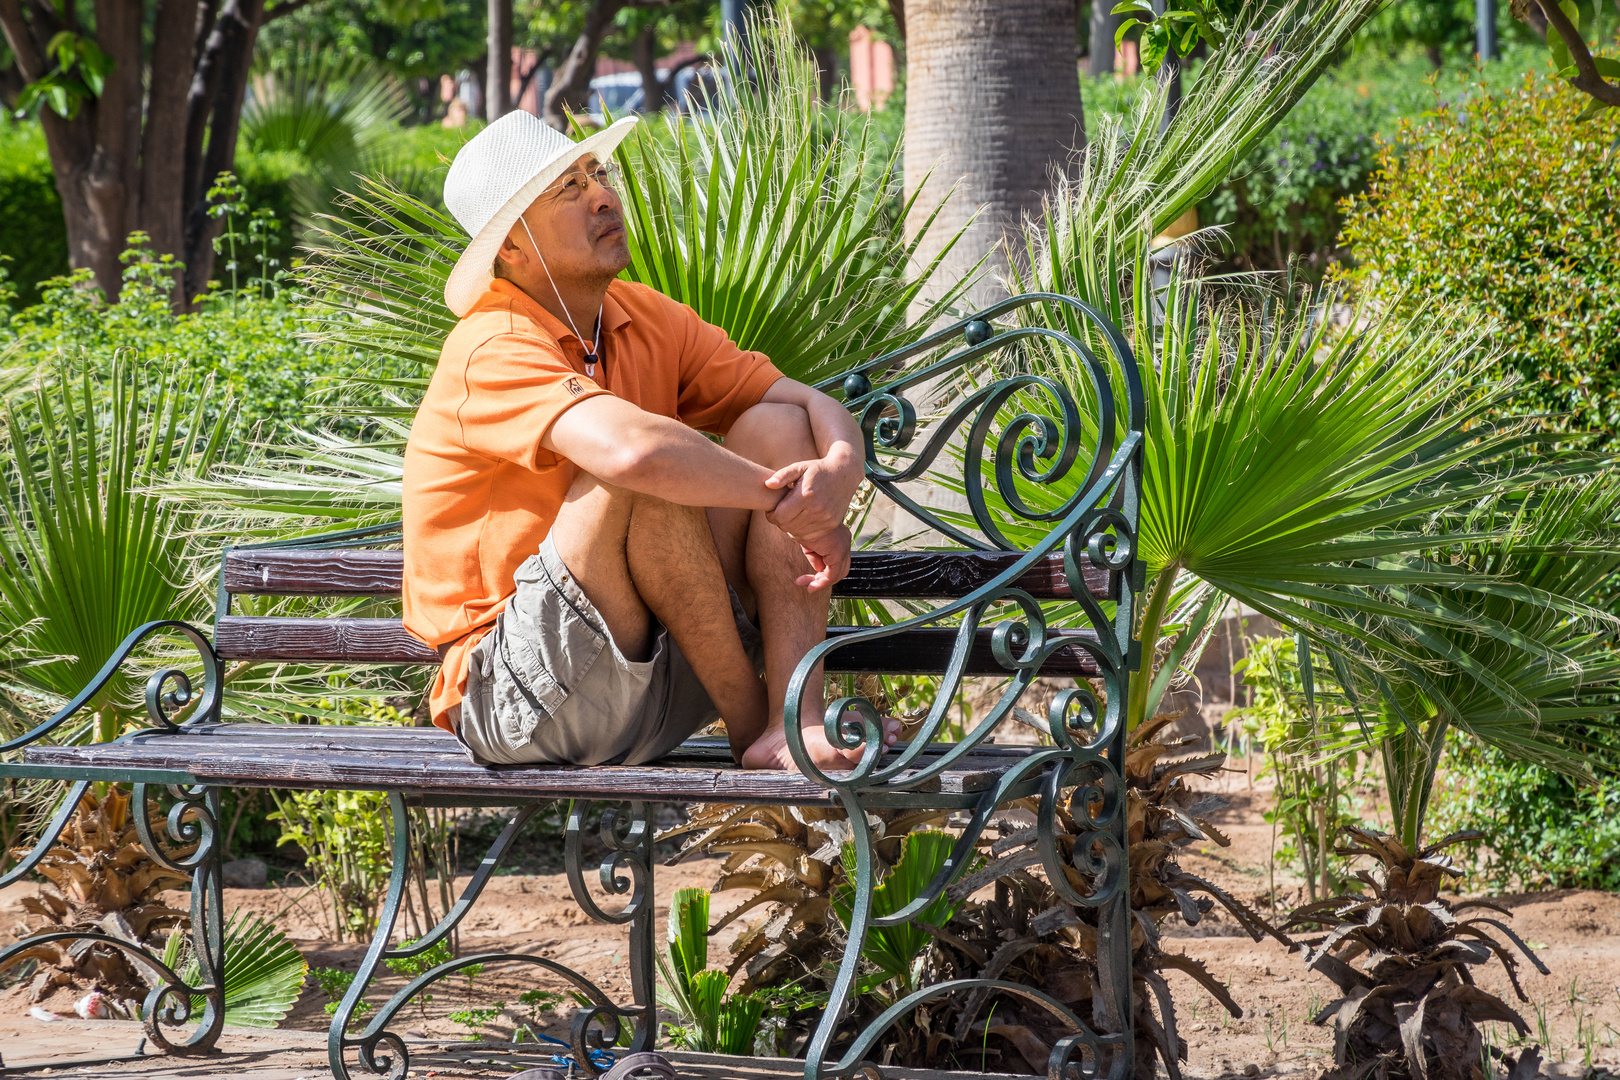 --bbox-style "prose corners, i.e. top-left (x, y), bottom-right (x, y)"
top-left (489, 279), bottom-right (633, 346)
